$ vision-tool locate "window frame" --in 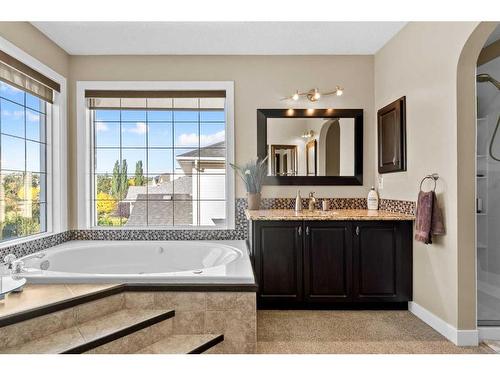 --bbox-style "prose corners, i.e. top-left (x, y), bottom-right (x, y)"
top-left (0, 36), bottom-right (68, 248)
top-left (76, 81), bottom-right (235, 230)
